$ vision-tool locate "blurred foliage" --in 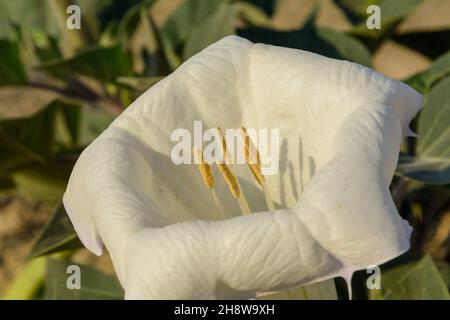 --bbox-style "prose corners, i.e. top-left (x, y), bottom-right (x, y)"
top-left (369, 255), bottom-right (450, 299)
top-left (44, 258), bottom-right (123, 299)
top-left (0, 0), bottom-right (449, 300)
